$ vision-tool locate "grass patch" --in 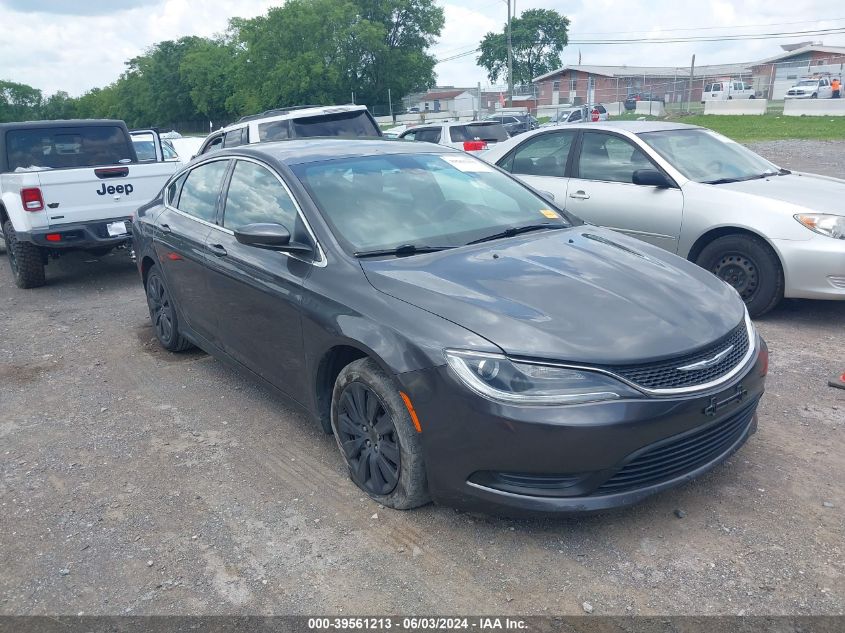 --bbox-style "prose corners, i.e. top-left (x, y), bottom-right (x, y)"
top-left (613, 111), bottom-right (845, 142)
